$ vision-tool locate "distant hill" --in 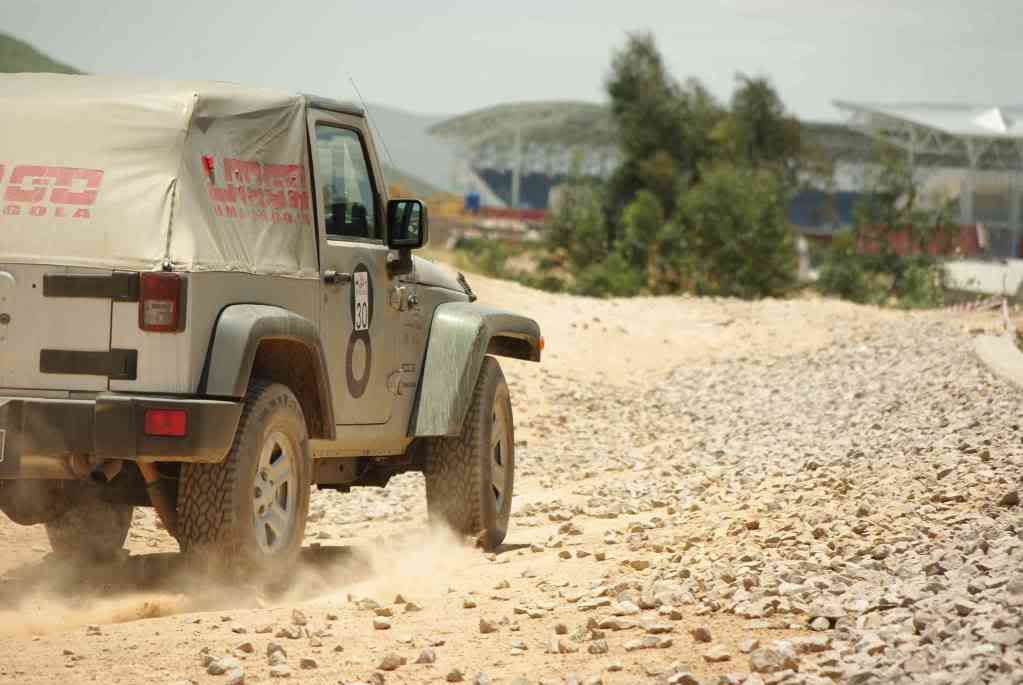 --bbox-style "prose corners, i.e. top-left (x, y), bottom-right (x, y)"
top-left (0, 32), bottom-right (79, 74)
